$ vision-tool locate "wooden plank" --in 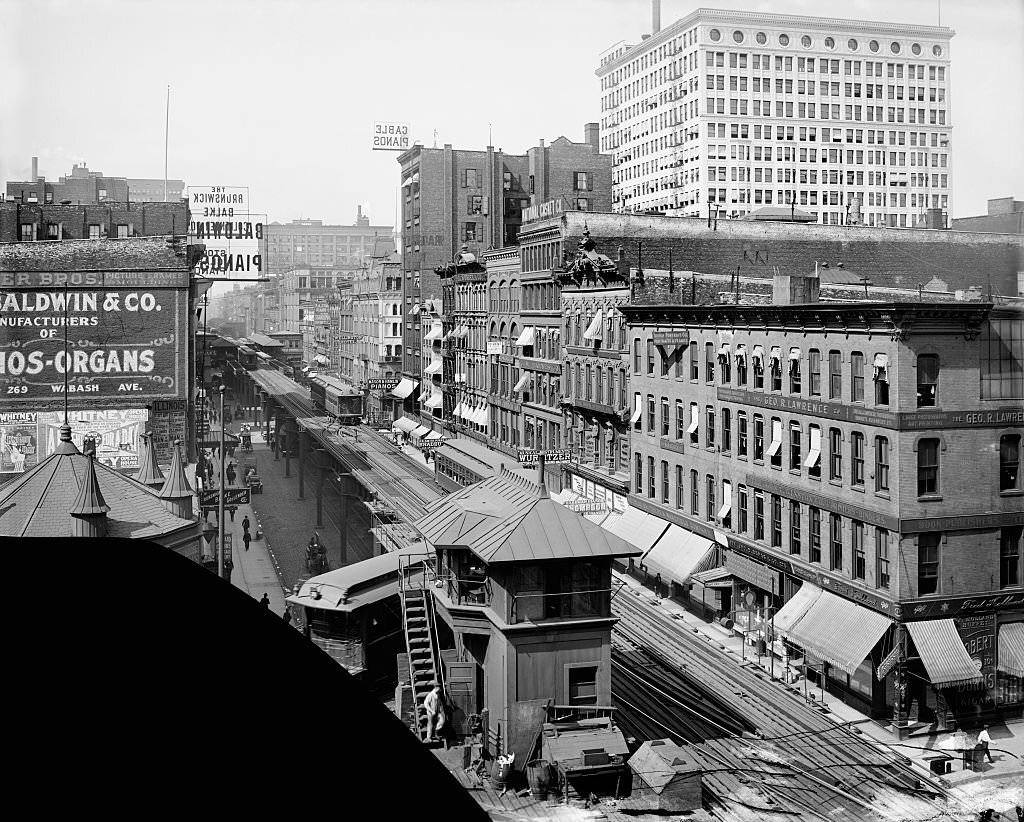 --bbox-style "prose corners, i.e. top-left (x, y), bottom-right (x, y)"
top-left (507, 699), bottom-right (548, 772)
